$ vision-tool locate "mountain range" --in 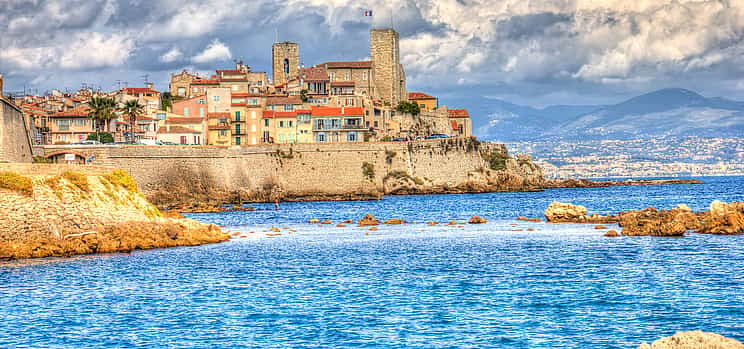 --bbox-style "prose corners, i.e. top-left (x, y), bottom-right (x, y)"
top-left (472, 88), bottom-right (744, 141)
